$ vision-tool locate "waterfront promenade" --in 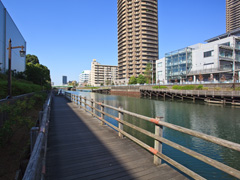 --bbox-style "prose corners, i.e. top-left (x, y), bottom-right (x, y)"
top-left (46, 96), bottom-right (187, 180)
